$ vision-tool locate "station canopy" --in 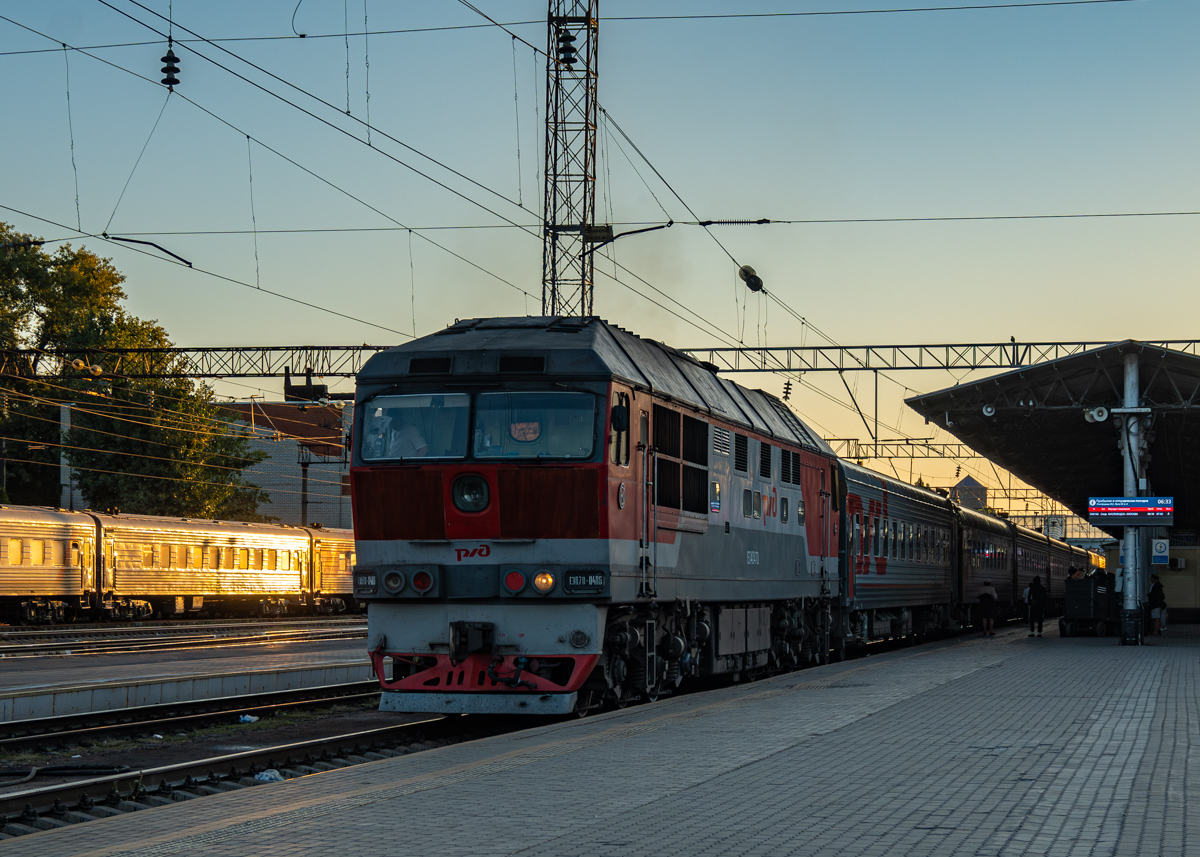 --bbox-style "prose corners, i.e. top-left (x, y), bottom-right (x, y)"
top-left (905, 341), bottom-right (1200, 534)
